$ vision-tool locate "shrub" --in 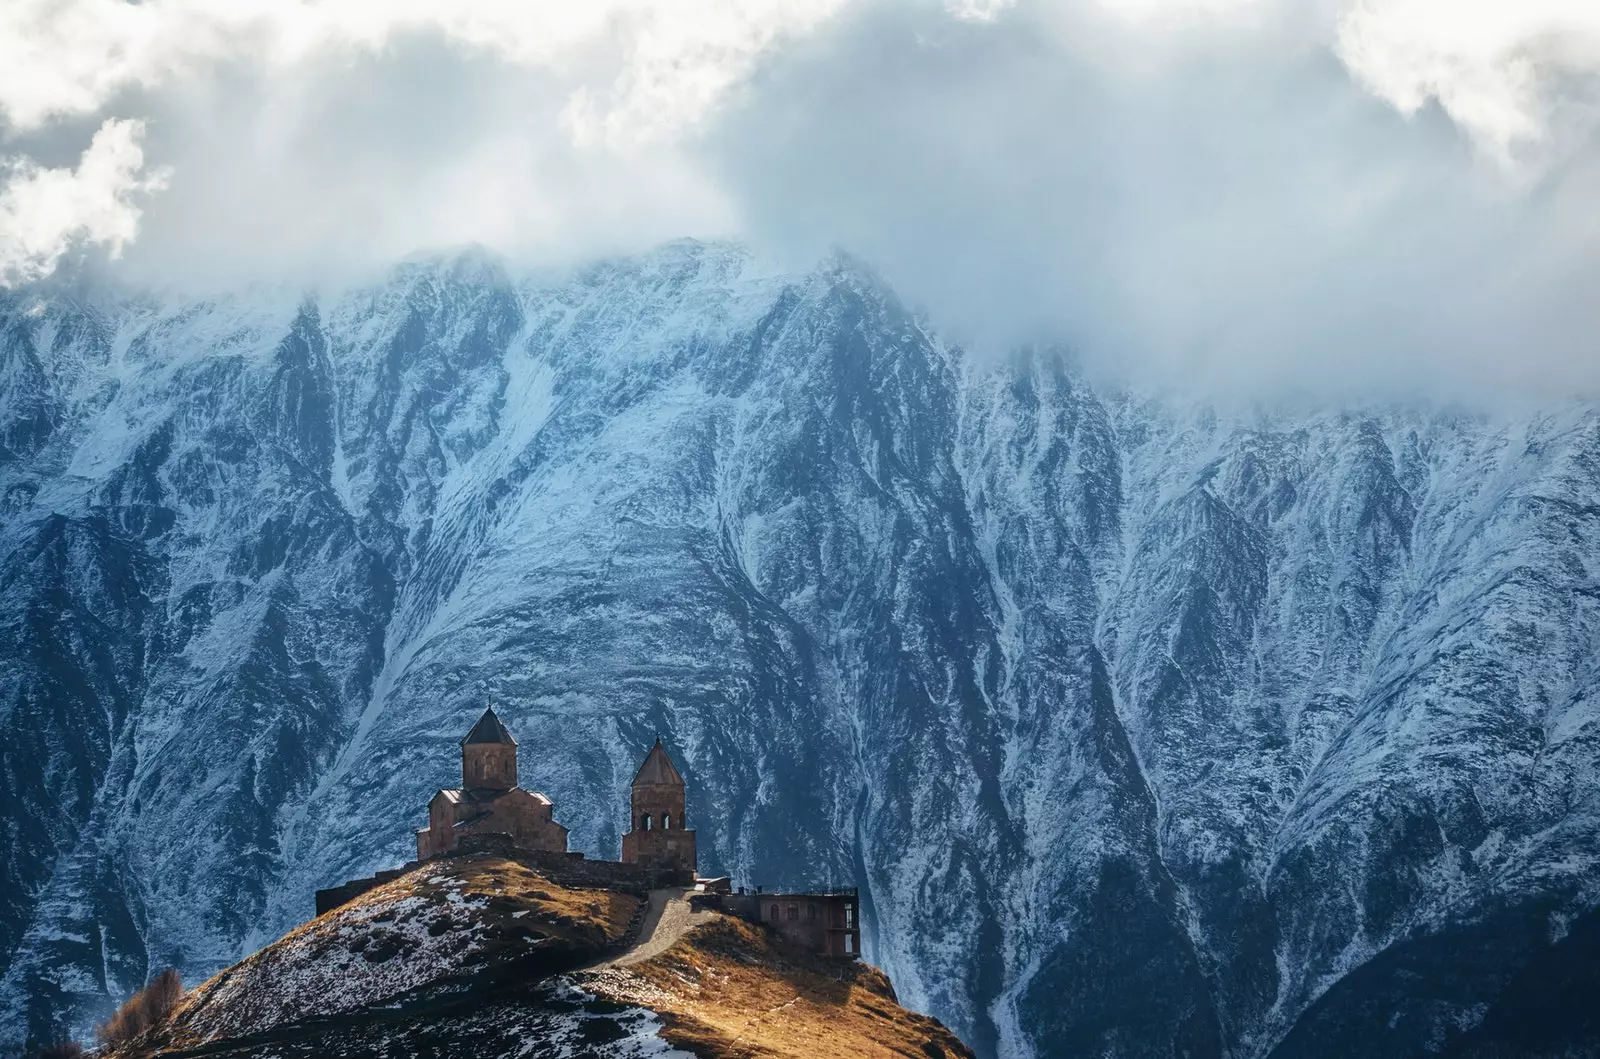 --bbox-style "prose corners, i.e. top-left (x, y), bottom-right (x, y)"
top-left (94, 968), bottom-right (183, 1049)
